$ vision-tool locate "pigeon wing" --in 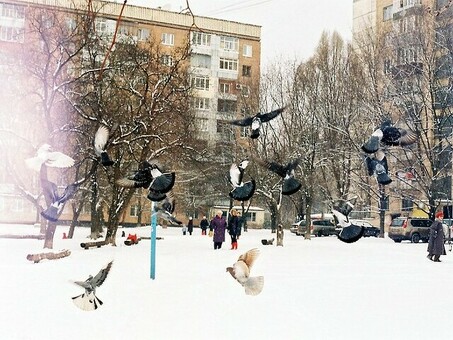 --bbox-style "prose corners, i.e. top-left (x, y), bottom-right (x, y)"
top-left (256, 107), bottom-right (285, 123)
top-left (237, 248), bottom-right (260, 269)
top-left (91, 261), bottom-right (113, 288)
top-left (227, 116), bottom-right (254, 127)
top-left (229, 163), bottom-right (242, 187)
top-left (398, 129), bottom-right (417, 147)
top-left (45, 151), bottom-right (75, 168)
top-left (94, 125), bottom-right (109, 155)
